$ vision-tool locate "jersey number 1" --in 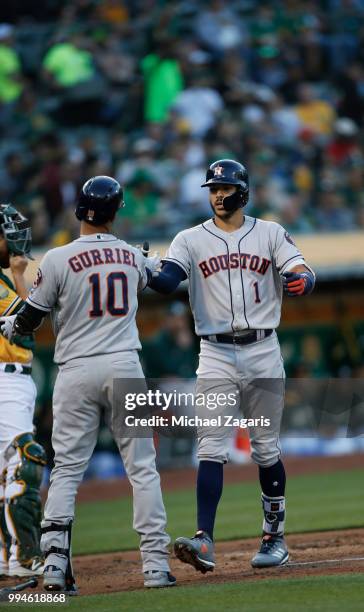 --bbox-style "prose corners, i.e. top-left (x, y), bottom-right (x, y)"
top-left (89, 272), bottom-right (129, 317)
top-left (253, 281), bottom-right (261, 304)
